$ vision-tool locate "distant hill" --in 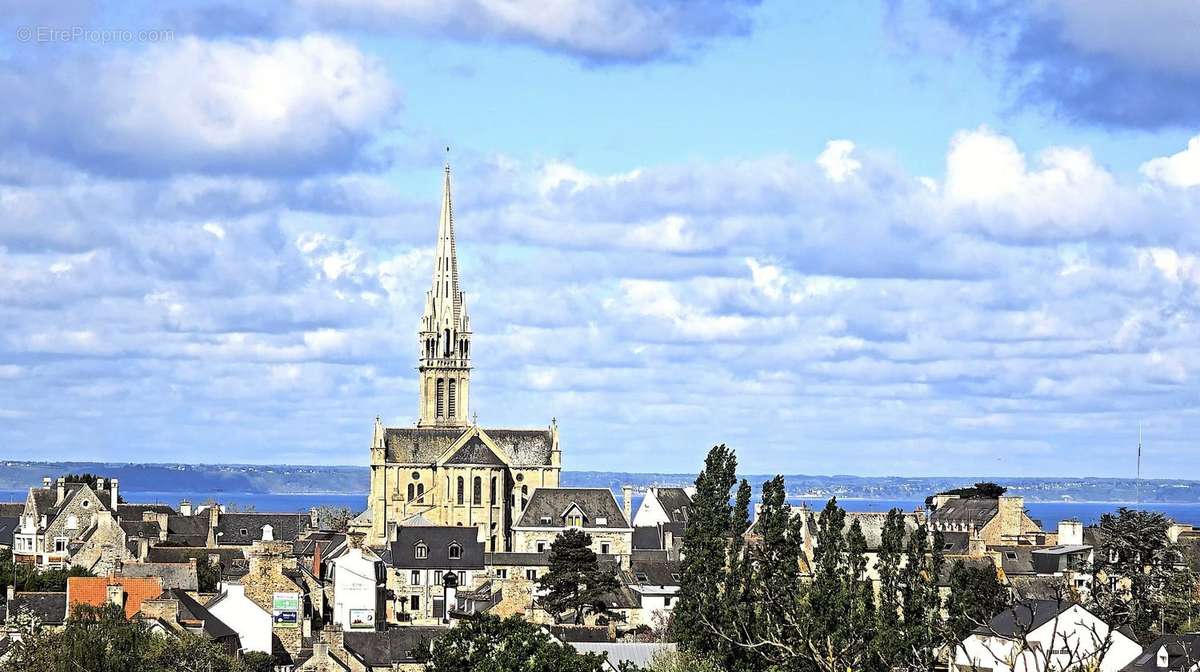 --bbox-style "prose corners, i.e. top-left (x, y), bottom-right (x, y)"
top-left (0, 461), bottom-right (1197, 503)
